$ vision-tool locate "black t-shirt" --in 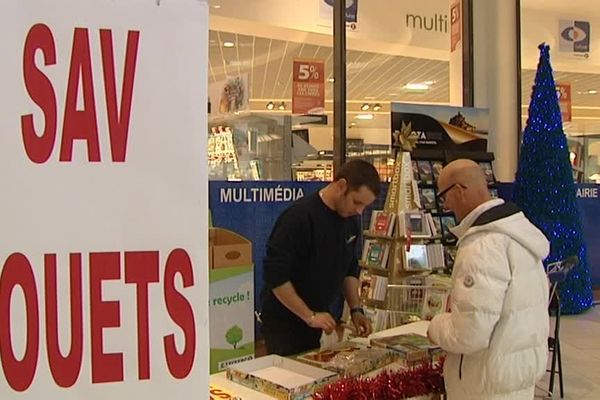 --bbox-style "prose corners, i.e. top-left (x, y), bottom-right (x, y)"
top-left (261, 192), bottom-right (361, 321)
